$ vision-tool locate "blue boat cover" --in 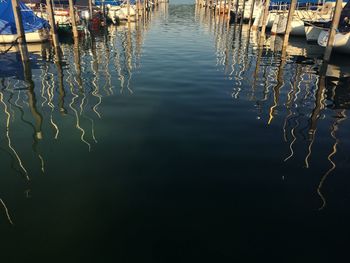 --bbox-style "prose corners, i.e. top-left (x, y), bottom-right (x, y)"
top-left (0, 0), bottom-right (49, 35)
top-left (93, 0), bottom-right (136, 6)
